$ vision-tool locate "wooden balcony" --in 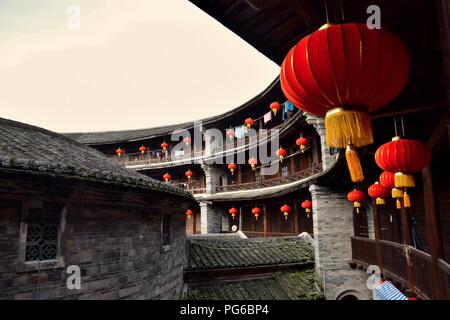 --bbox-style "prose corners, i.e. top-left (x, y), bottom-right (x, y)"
top-left (351, 236), bottom-right (450, 300)
top-left (215, 164), bottom-right (323, 193)
top-left (243, 231), bottom-right (298, 238)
